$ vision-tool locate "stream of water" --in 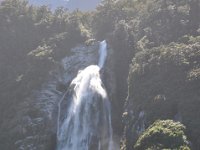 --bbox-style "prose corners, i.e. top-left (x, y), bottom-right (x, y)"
top-left (57, 41), bottom-right (113, 150)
